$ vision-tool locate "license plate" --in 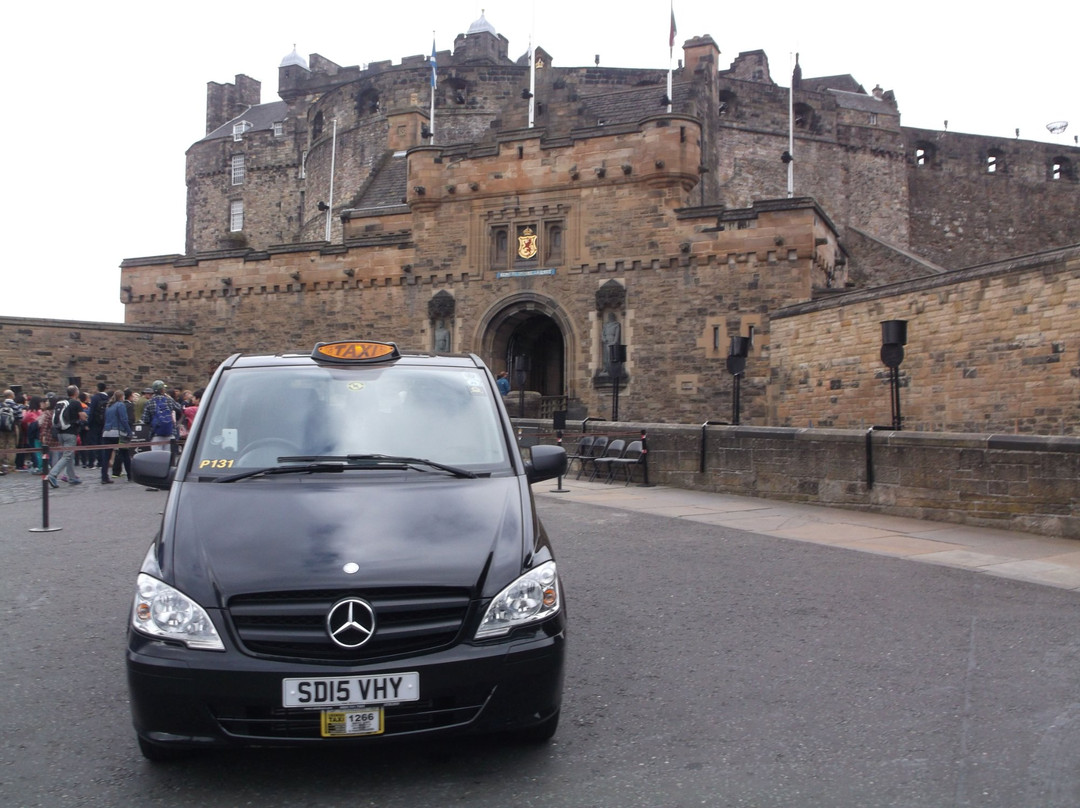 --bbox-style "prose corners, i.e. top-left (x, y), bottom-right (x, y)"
top-left (321, 708), bottom-right (384, 737)
top-left (282, 672), bottom-right (420, 708)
